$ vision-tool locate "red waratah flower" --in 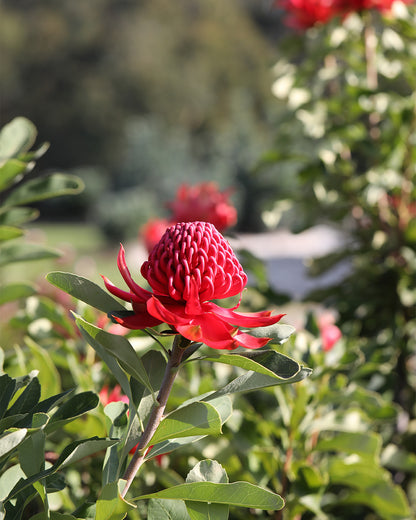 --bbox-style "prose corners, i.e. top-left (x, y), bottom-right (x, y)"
top-left (102, 221), bottom-right (284, 350)
top-left (167, 182), bottom-right (237, 233)
top-left (276, 0), bottom-right (343, 29)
